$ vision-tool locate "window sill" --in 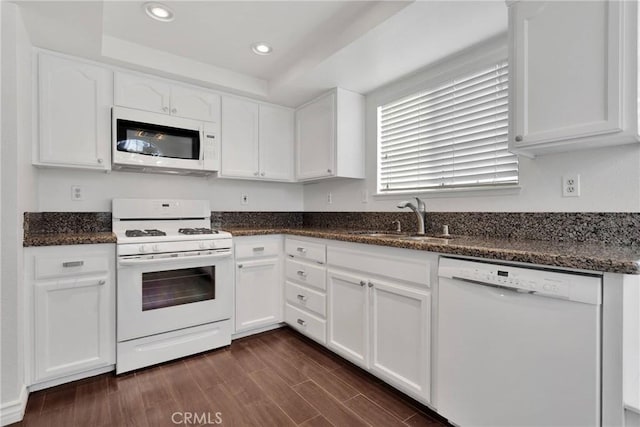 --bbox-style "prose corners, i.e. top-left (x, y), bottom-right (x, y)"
top-left (373, 185), bottom-right (522, 200)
